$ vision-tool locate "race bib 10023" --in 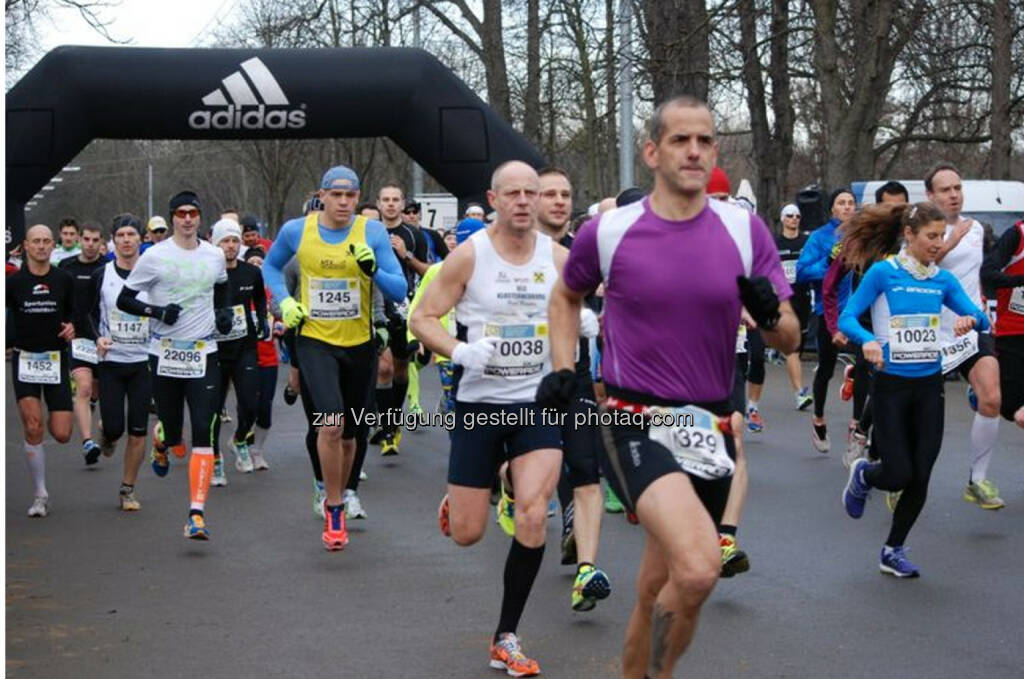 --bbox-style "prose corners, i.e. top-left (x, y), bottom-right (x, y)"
top-left (482, 322), bottom-right (549, 379)
top-left (888, 314), bottom-right (940, 363)
top-left (18, 350), bottom-right (61, 384)
top-left (647, 405), bottom-right (735, 480)
top-left (156, 339), bottom-right (208, 378)
top-left (308, 277), bottom-right (361, 321)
